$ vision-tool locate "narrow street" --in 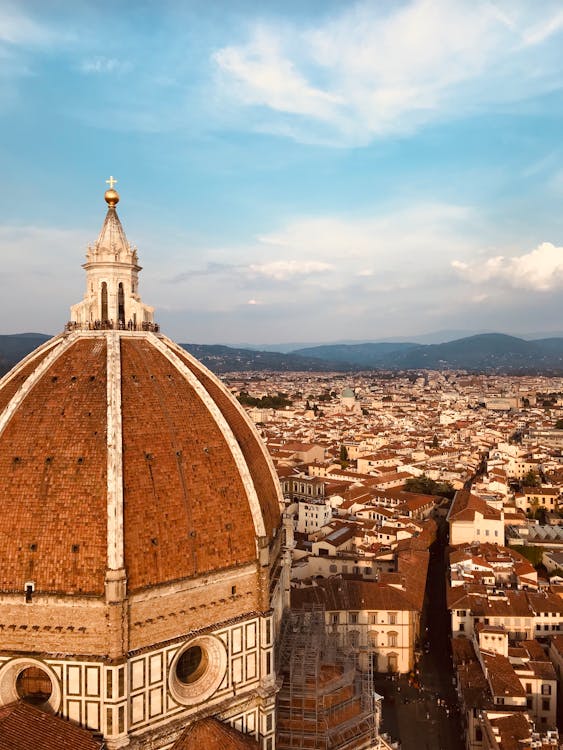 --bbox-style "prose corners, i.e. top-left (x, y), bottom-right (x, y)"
top-left (374, 518), bottom-right (465, 750)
